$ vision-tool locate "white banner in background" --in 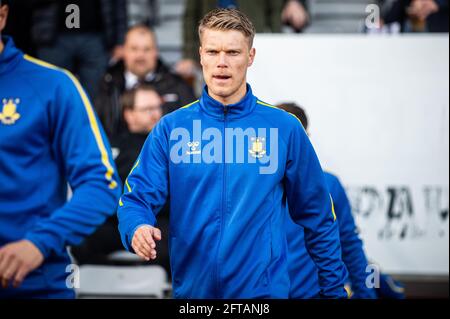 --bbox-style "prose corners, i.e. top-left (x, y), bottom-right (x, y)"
top-left (248, 35), bottom-right (449, 275)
